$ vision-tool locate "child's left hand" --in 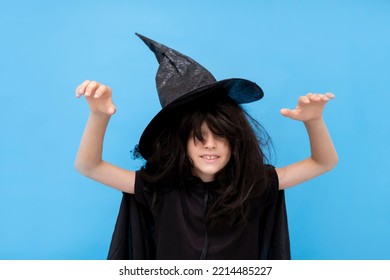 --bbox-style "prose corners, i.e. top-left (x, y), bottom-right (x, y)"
top-left (280, 93), bottom-right (335, 122)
